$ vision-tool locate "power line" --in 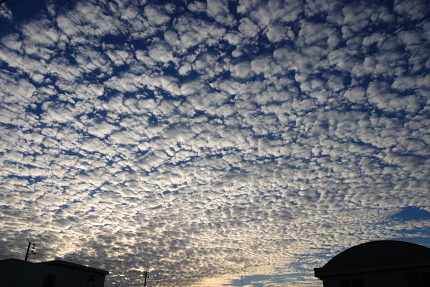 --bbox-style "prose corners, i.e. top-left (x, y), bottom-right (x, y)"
top-left (0, 0), bottom-right (22, 13)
